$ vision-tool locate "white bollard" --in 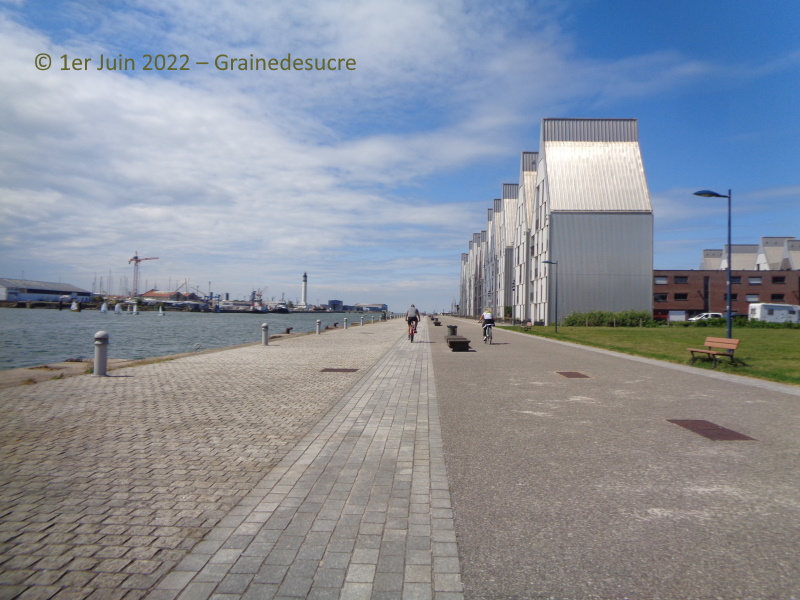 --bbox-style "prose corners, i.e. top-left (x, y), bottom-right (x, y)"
top-left (344, 317), bottom-right (348, 329)
top-left (93, 331), bottom-right (109, 377)
top-left (262, 323), bottom-right (269, 345)
top-left (316, 319), bottom-right (321, 335)
top-left (360, 316), bottom-right (364, 326)
top-left (371, 316), bottom-right (375, 324)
